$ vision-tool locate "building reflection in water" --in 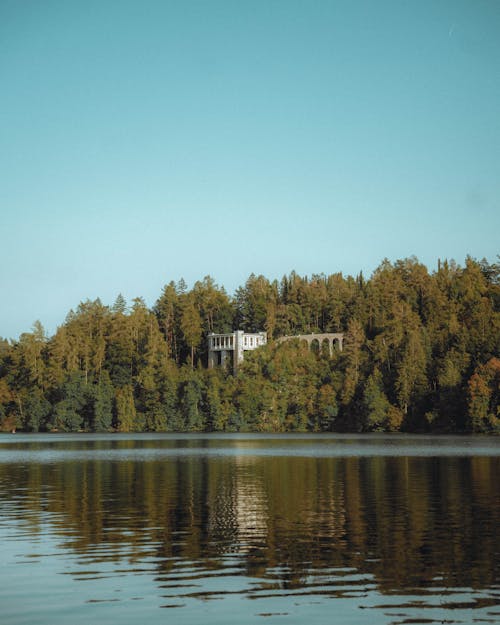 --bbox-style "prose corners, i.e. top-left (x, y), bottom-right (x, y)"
top-left (232, 457), bottom-right (269, 549)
